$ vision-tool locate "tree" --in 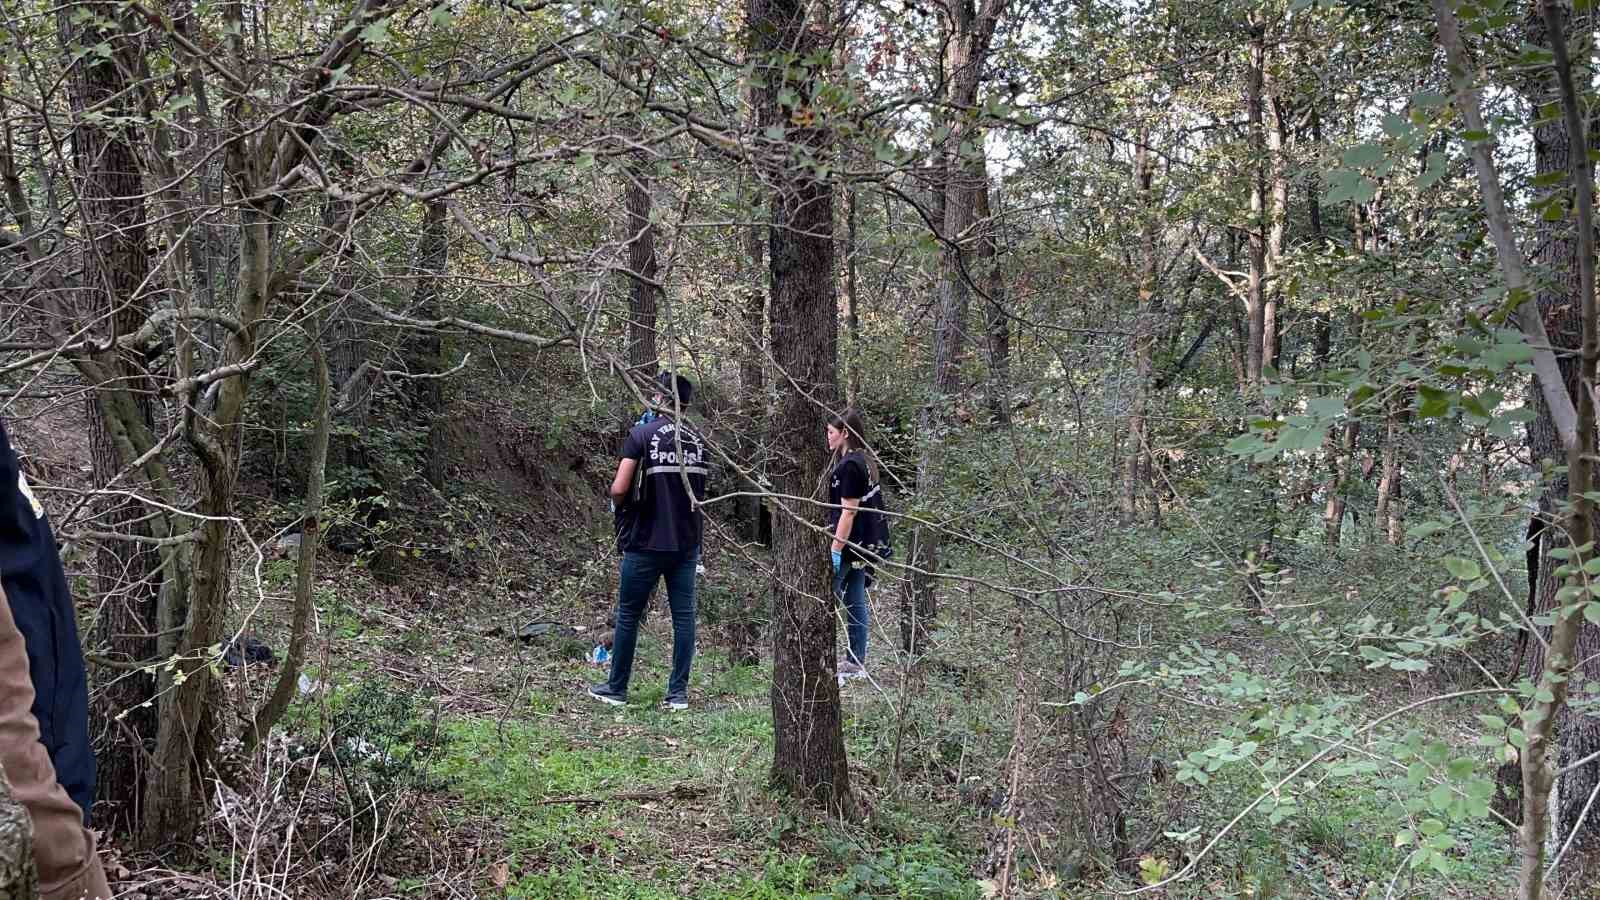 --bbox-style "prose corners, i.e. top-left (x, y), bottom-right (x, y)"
top-left (1434, 0), bottom-right (1599, 893)
top-left (623, 164), bottom-right (661, 373)
top-left (750, 0), bottom-right (852, 814)
top-left (54, 0), bottom-right (160, 826)
top-left (904, 0), bottom-right (1010, 655)
top-left (1500, 0), bottom-right (1600, 859)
